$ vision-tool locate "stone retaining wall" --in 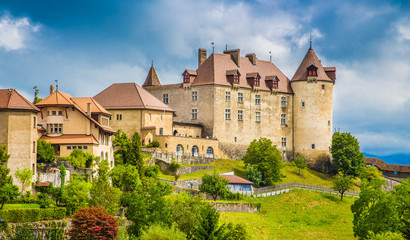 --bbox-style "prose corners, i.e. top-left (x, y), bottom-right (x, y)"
top-left (209, 202), bottom-right (259, 213)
